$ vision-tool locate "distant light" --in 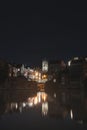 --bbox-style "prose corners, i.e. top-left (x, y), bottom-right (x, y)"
top-left (11, 103), bottom-right (18, 110)
top-left (34, 97), bottom-right (38, 105)
top-left (74, 57), bottom-right (79, 60)
top-left (85, 57), bottom-right (87, 61)
top-left (35, 71), bottom-right (38, 76)
top-left (42, 92), bottom-right (47, 101)
top-left (53, 79), bottom-right (56, 83)
top-left (18, 68), bottom-right (20, 71)
top-left (42, 60), bottom-right (48, 72)
top-left (16, 103), bottom-right (18, 109)
top-left (42, 74), bottom-right (47, 79)
top-left (27, 97), bottom-right (34, 107)
top-left (29, 69), bottom-right (34, 72)
top-left (28, 102), bottom-right (33, 107)
top-left (42, 102), bottom-right (48, 116)
top-left (24, 72), bottom-right (28, 78)
top-left (70, 109), bottom-right (73, 119)
top-left (54, 93), bottom-right (56, 98)
top-left (22, 102), bottom-right (26, 107)
top-left (68, 60), bottom-right (71, 66)
top-left (37, 92), bottom-right (41, 103)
